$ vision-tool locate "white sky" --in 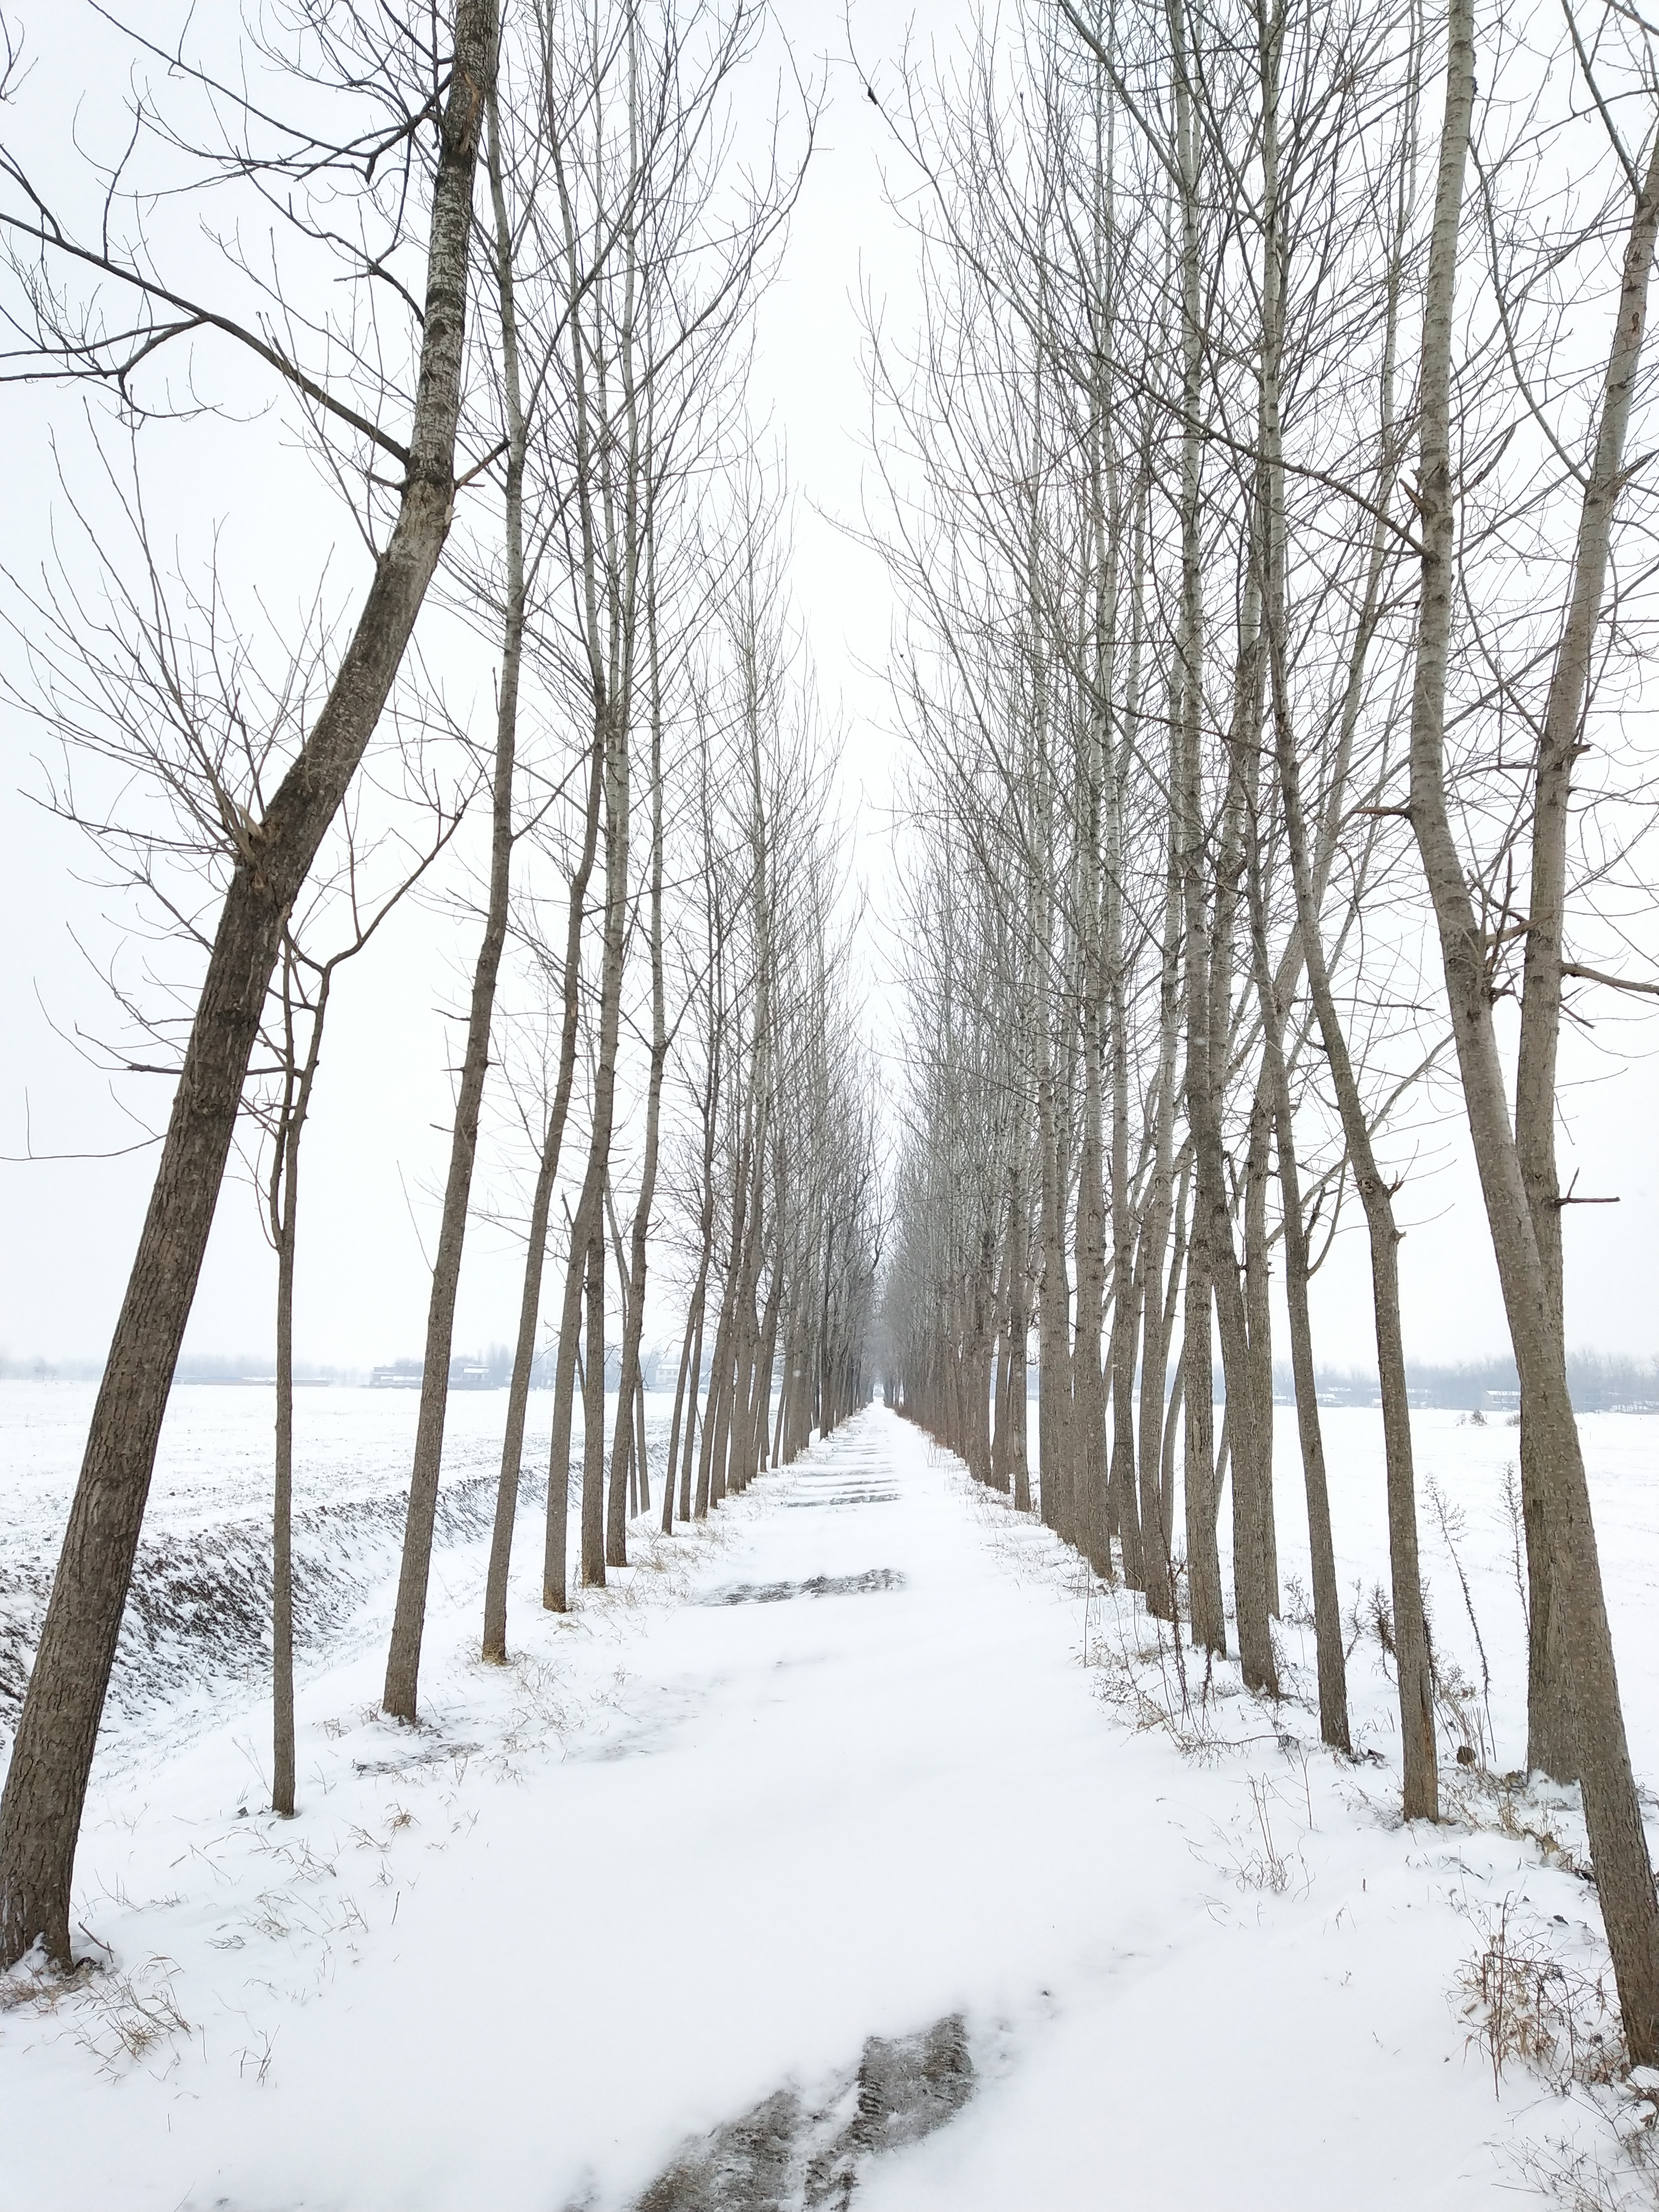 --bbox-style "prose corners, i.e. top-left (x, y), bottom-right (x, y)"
top-left (2, 0), bottom-right (1655, 1377)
